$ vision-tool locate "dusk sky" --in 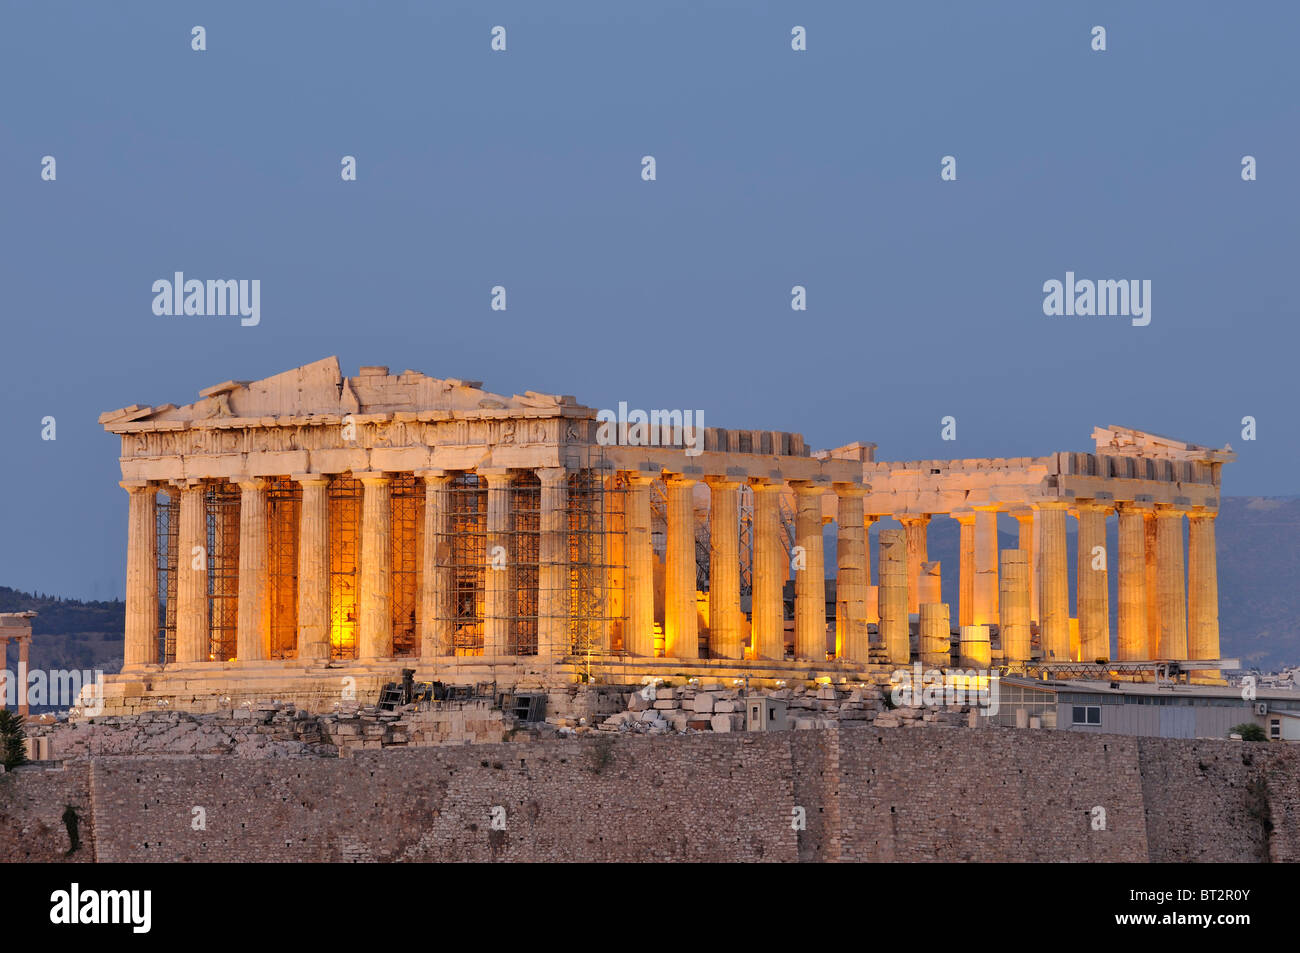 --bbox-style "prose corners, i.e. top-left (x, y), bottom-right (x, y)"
top-left (1, 1), bottom-right (1296, 600)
